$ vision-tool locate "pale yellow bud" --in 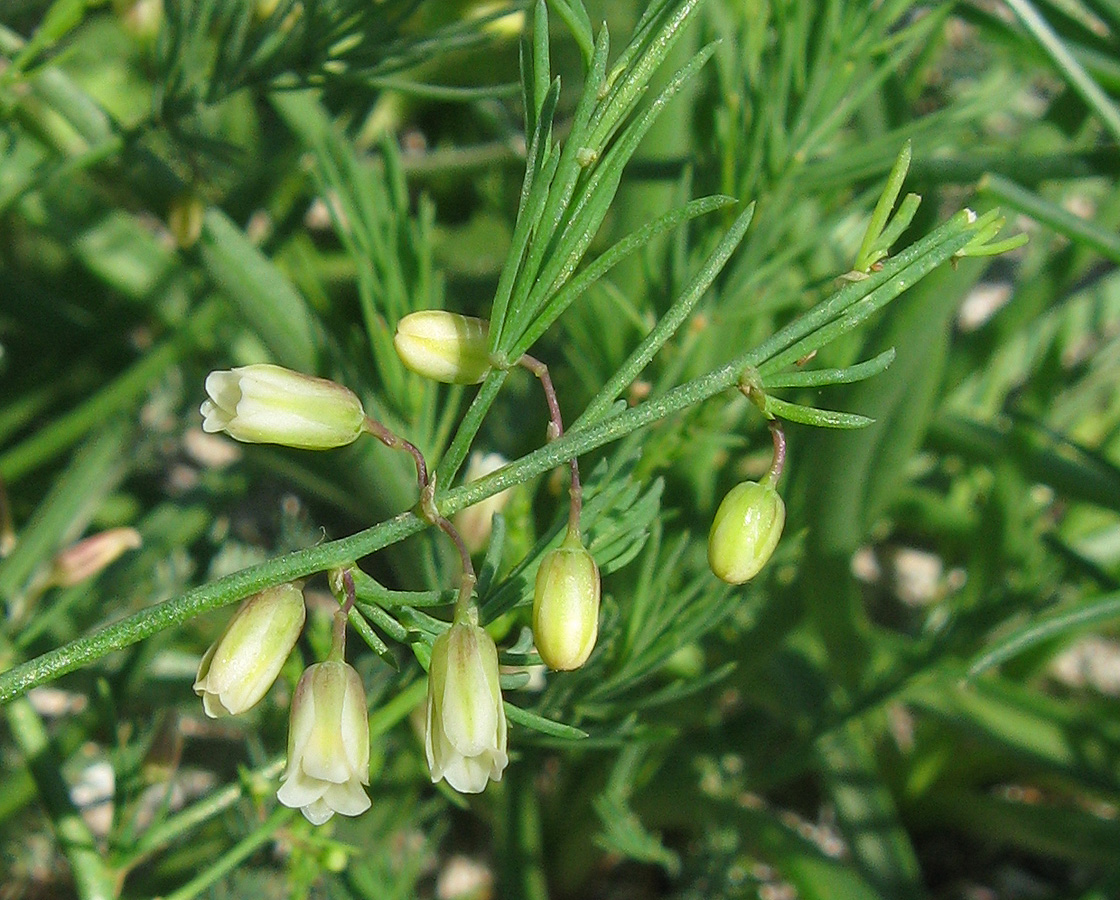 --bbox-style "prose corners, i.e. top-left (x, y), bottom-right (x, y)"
top-left (200, 364), bottom-right (365, 450)
top-left (193, 584), bottom-right (306, 717)
top-left (532, 534), bottom-right (600, 670)
top-left (394, 311), bottom-right (492, 384)
top-left (168, 192), bottom-right (204, 249)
